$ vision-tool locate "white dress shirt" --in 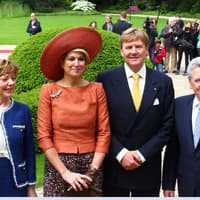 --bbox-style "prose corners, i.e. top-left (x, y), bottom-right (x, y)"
top-left (192, 96), bottom-right (200, 134)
